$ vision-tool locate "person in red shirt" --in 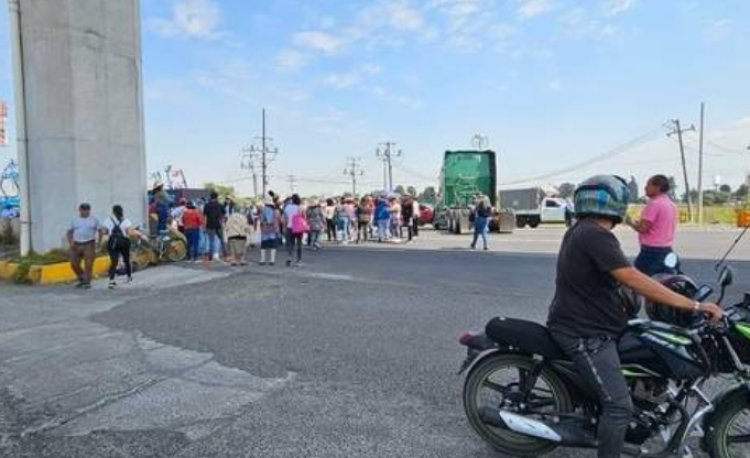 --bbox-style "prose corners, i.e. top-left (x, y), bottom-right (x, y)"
top-left (182, 201), bottom-right (204, 262)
